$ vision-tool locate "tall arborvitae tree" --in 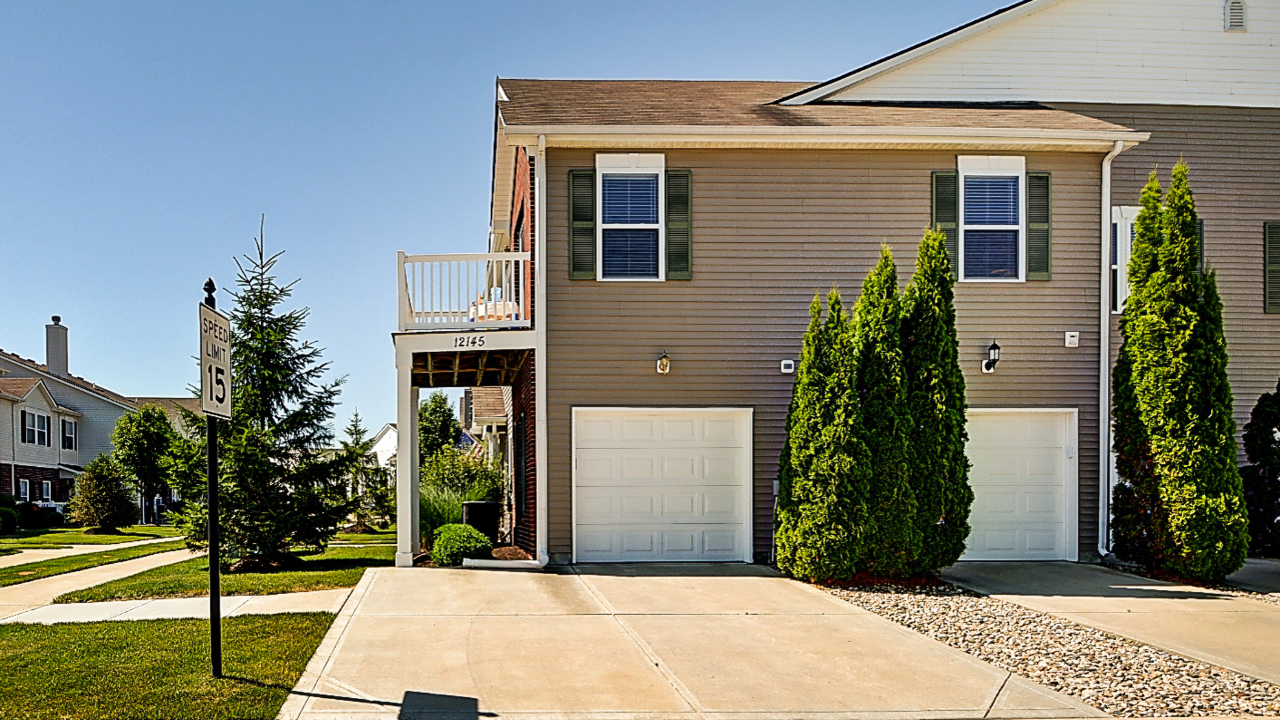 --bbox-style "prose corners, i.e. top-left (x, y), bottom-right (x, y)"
top-left (1111, 170), bottom-right (1165, 565)
top-left (775, 290), bottom-right (871, 580)
top-left (1242, 379), bottom-right (1280, 555)
top-left (900, 229), bottom-right (972, 572)
top-left (1114, 163), bottom-right (1248, 580)
top-left (174, 219), bottom-right (355, 568)
top-left (111, 405), bottom-right (178, 524)
top-left (850, 247), bottom-right (920, 576)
